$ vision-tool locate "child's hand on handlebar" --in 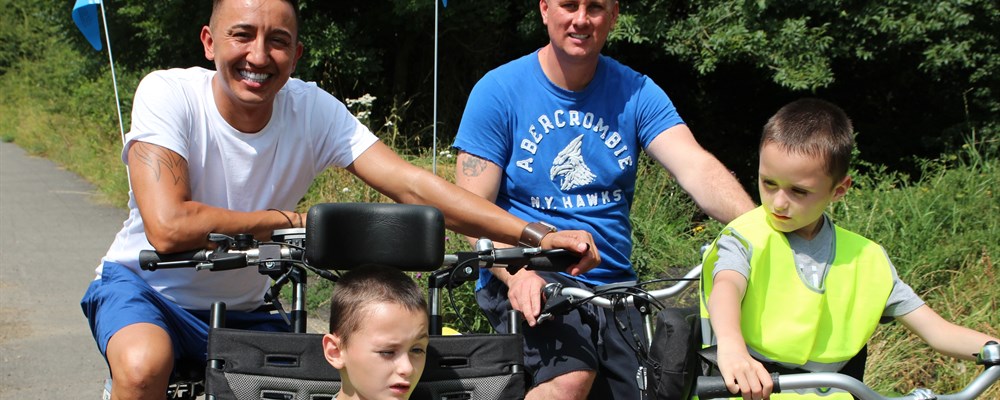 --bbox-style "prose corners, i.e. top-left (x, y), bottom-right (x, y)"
top-left (539, 230), bottom-right (600, 276)
top-left (717, 347), bottom-right (773, 400)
